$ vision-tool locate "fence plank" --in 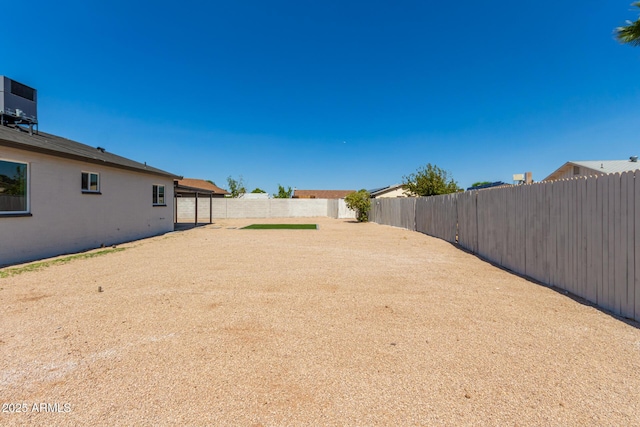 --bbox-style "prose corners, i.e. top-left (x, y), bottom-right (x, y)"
top-left (574, 178), bottom-right (582, 297)
top-left (540, 182), bottom-right (556, 283)
top-left (504, 186), bottom-right (515, 271)
top-left (574, 178), bottom-right (582, 298)
top-left (635, 171), bottom-right (640, 320)
top-left (473, 191), bottom-right (479, 253)
top-left (515, 185), bottom-right (526, 273)
top-left (566, 179), bottom-right (580, 295)
top-left (557, 179), bottom-right (571, 290)
top-left (616, 173), bottom-right (626, 316)
top-left (600, 176), bottom-right (608, 309)
top-left (548, 181), bottom-right (559, 288)
top-left (593, 175), bottom-right (603, 306)
top-left (577, 177), bottom-right (588, 299)
top-left (536, 183), bottom-right (545, 282)
top-left (585, 176), bottom-right (599, 304)
top-left (492, 188), bottom-right (503, 265)
top-left (497, 188), bottom-right (505, 266)
top-left (627, 172), bottom-right (636, 318)
top-left (612, 173), bottom-right (622, 315)
top-left (605, 174), bottom-right (617, 312)
top-left (555, 180), bottom-right (565, 290)
top-left (568, 178), bottom-right (577, 295)
top-left (481, 190), bottom-right (492, 262)
top-left (476, 191), bottom-right (486, 259)
top-left (524, 185), bottom-right (534, 279)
